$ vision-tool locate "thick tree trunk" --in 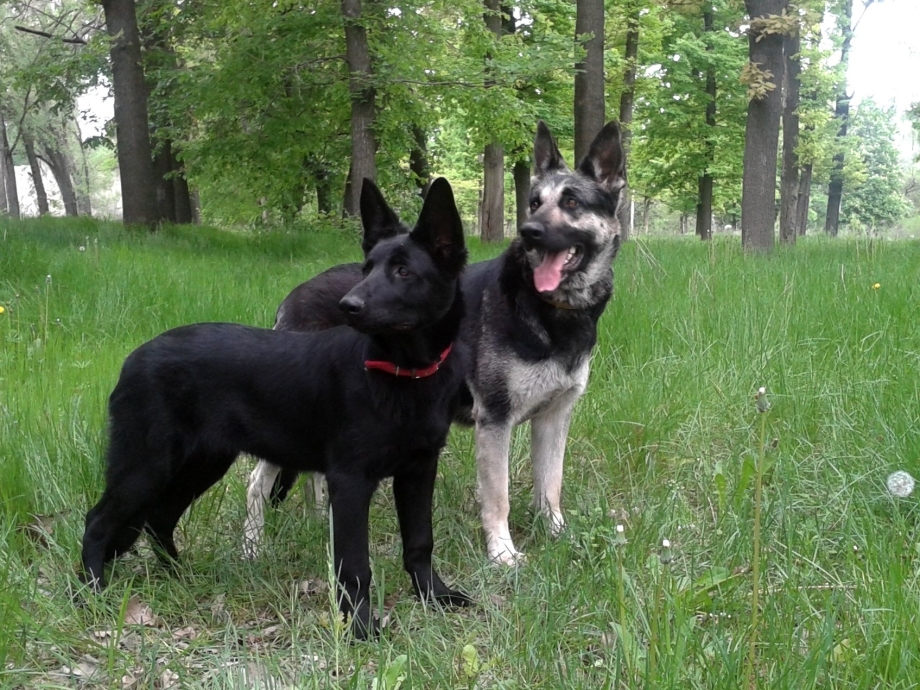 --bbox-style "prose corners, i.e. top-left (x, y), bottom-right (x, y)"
top-left (23, 133), bottom-right (49, 216)
top-left (102, 0), bottom-right (159, 226)
top-left (480, 0), bottom-right (504, 242)
top-left (0, 112), bottom-right (20, 219)
top-left (342, 0), bottom-right (377, 218)
top-left (825, 0), bottom-right (853, 237)
top-left (513, 158), bottom-right (530, 231)
top-left (409, 125), bottom-right (431, 198)
top-left (740, 0), bottom-right (787, 252)
top-left (796, 162), bottom-right (812, 236)
top-left (42, 146), bottom-right (79, 217)
top-left (152, 138), bottom-right (178, 222)
top-left (481, 142), bottom-right (505, 242)
top-left (696, 7), bottom-right (716, 241)
top-left (616, 4), bottom-right (638, 241)
top-left (574, 0), bottom-right (606, 164)
top-left (779, 29), bottom-right (801, 244)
